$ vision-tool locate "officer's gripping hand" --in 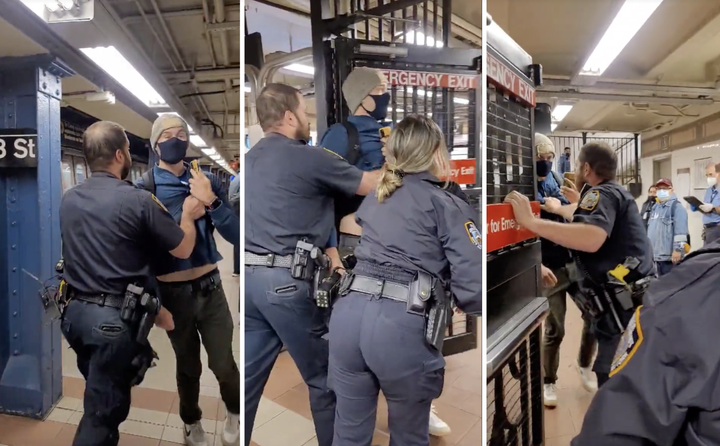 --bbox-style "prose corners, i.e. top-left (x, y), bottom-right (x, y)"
top-left (560, 179), bottom-right (580, 204)
top-left (542, 197), bottom-right (563, 214)
top-left (504, 191), bottom-right (536, 229)
top-left (189, 169), bottom-right (218, 206)
top-left (155, 306), bottom-right (175, 331)
top-left (699, 203), bottom-right (714, 213)
top-left (541, 264), bottom-right (558, 288)
top-left (183, 196), bottom-right (206, 220)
